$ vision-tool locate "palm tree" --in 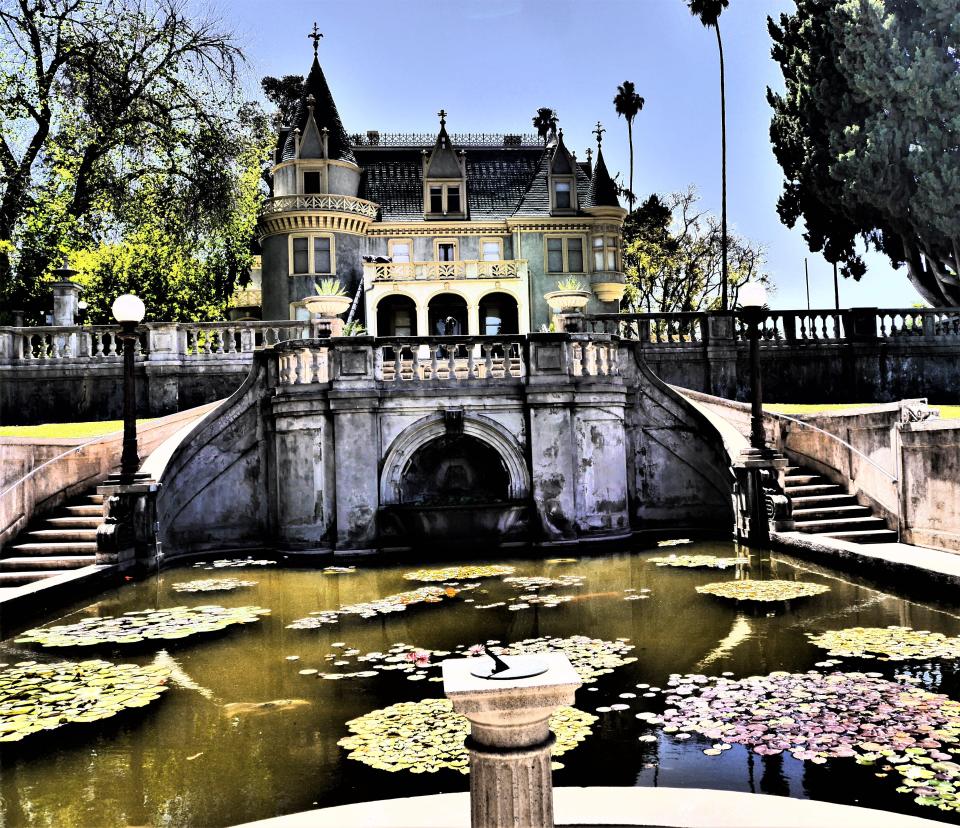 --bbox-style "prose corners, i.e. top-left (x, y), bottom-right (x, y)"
top-left (613, 81), bottom-right (644, 214)
top-left (532, 108), bottom-right (559, 143)
top-left (687, 0), bottom-right (730, 311)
